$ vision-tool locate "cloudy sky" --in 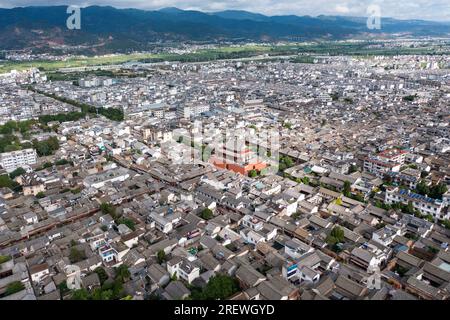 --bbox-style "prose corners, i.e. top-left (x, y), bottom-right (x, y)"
top-left (0, 0), bottom-right (449, 21)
